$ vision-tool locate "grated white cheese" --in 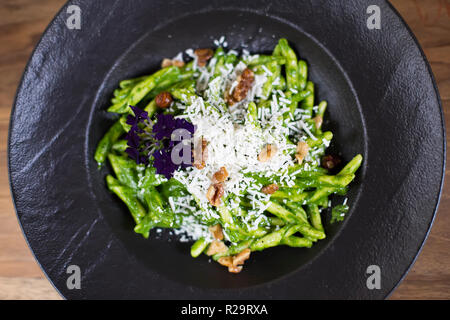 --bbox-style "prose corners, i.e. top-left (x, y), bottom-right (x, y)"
top-left (172, 92), bottom-right (294, 232)
top-left (173, 215), bottom-right (213, 242)
top-left (168, 44), bottom-right (328, 236)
